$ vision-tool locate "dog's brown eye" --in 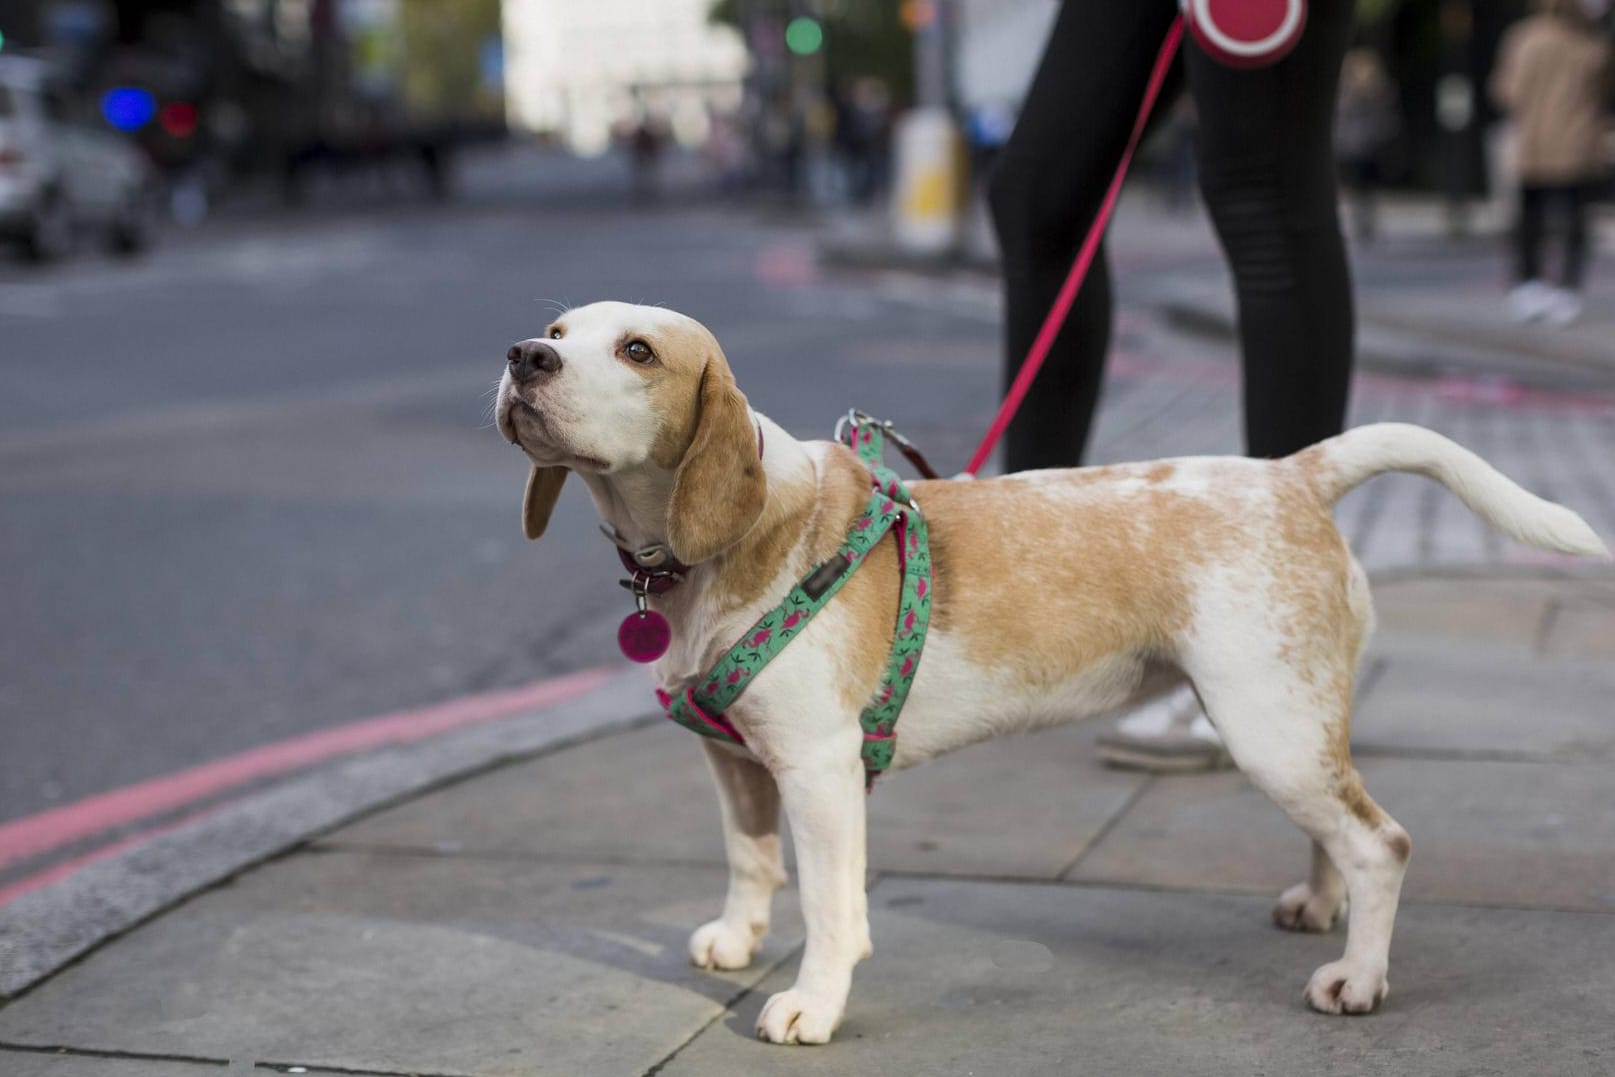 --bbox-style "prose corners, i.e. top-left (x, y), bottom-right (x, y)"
top-left (548, 327), bottom-right (562, 340)
top-left (624, 340), bottom-right (654, 363)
